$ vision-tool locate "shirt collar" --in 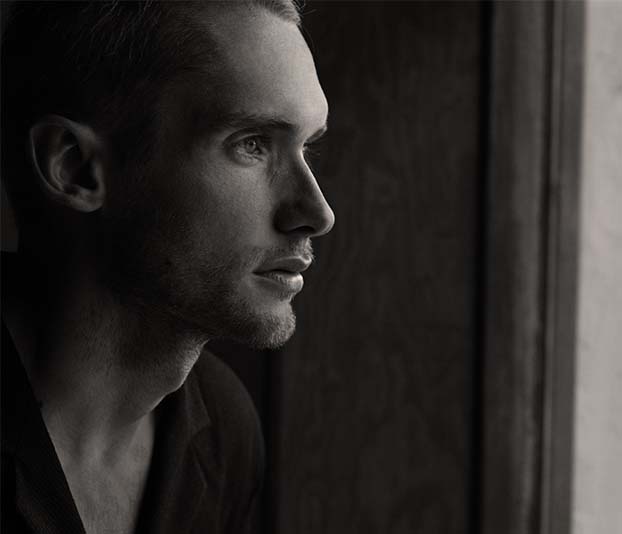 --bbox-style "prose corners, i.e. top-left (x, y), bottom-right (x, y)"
top-left (2, 317), bottom-right (217, 534)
